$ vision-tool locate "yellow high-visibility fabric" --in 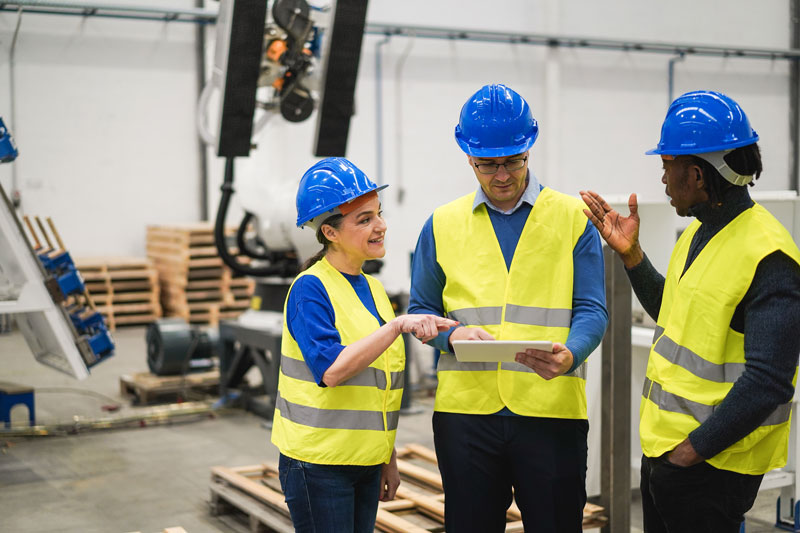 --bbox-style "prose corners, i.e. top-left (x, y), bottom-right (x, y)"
top-left (271, 257), bottom-right (405, 465)
top-left (432, 187), bottom-right (589, 418)
top-left (640, 203), bottom-right (800, 474)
